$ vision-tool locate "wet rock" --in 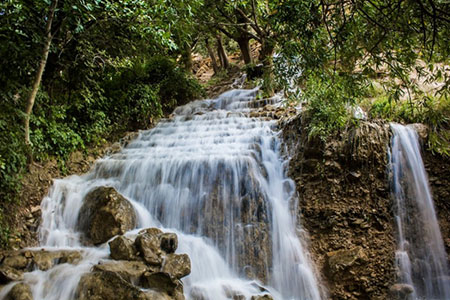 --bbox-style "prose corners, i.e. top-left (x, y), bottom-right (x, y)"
top-left (327, 246), bottom-right (366, 274)
top-left (162, 254), bottom-right (191, 279)
top-left (31, 250), bottom-right (79, 271)
top-left (389, 283), bottom-right (414, 299)
top-left (0, 267), bottom-right (24, 283)
top-left (139, 228), bottom-right (163, 236)
top-left (142, 272), bottom-right (182, 297)
top-left (4, 283), bottom-right (32, 300)
top-left (30, 250), bottom-right (82, 270)
top-left (135, 232), bottom-right (162, 265)
top-left (250, 294), bottom-right (273, 300)
top-left (109, 236), bottom-right (138, 261)
top-left (93, 260), bottom-right (149, 284)
top-left (57, 251), bottom-right (83, 264)
top-left (0, 250), bottom-right (83, 278)
top-left (77, 187), bottom-right (136, 245)
top-left (76, 270), bottom-right (151, 300)
top-left (160, 233), bottom-right (178, 254)
top-left (2, 255), bottom-right (28, 269)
